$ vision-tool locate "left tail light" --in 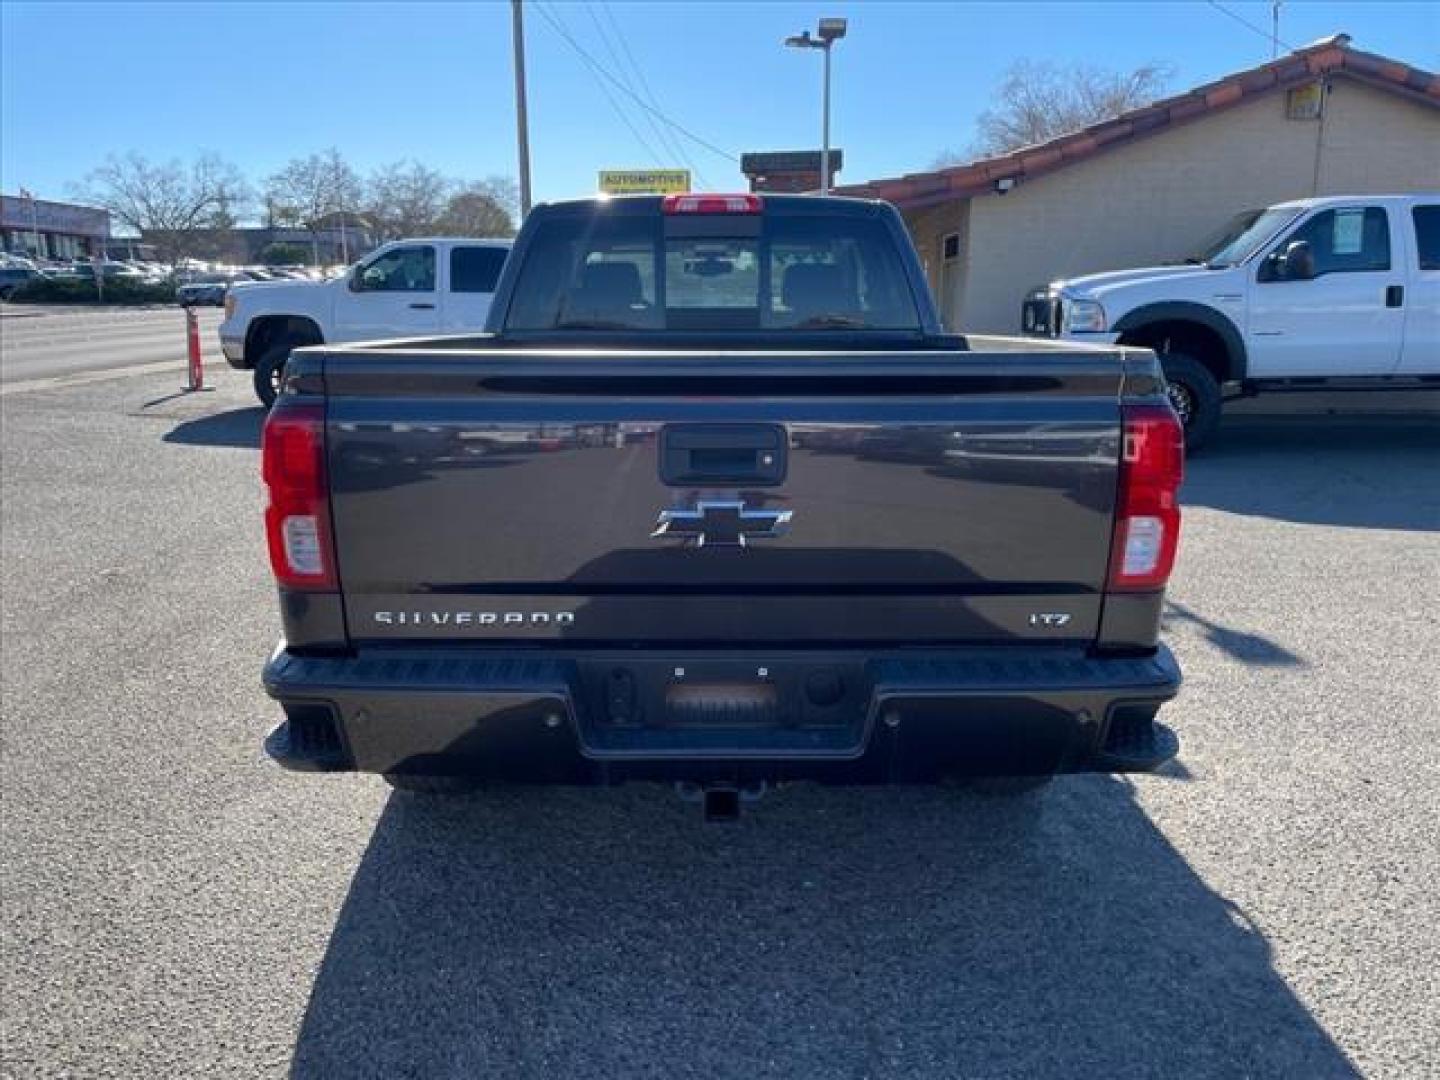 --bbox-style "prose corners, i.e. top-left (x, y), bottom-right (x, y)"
top-left (1107, 402), bottom-right (1184, 591)
top-left (261, 401), bottom-right (336, 589)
